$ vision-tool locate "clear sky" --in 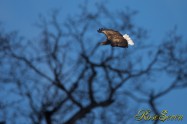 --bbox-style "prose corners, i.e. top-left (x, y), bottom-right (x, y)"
top-left (0, 0), bottom-right (187, 40)
top-left (0, 0), bottom-right (187, 124)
